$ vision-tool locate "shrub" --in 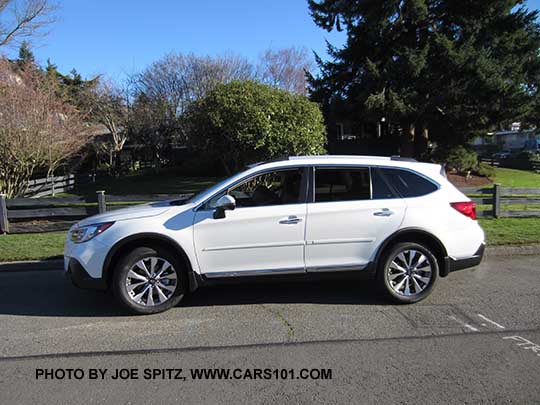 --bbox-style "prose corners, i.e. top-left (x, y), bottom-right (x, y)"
top-left (440, 146), bottom-right (478, 174)
top-left (475, 162), bottom-right (496, 178)
top-left (183, 81), bottom-right (326, 174)
top-left (514, 150), bottom-right (540, 161)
